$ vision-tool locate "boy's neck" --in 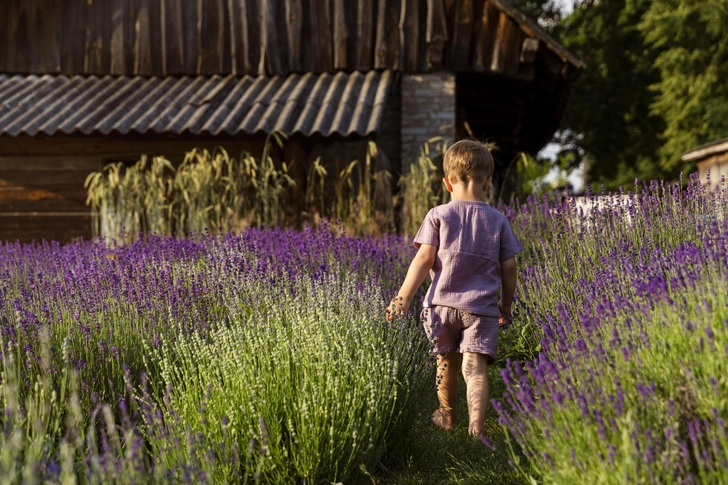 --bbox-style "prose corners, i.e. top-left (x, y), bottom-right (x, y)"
top-left (450, 181), bottom-right (490, 202)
